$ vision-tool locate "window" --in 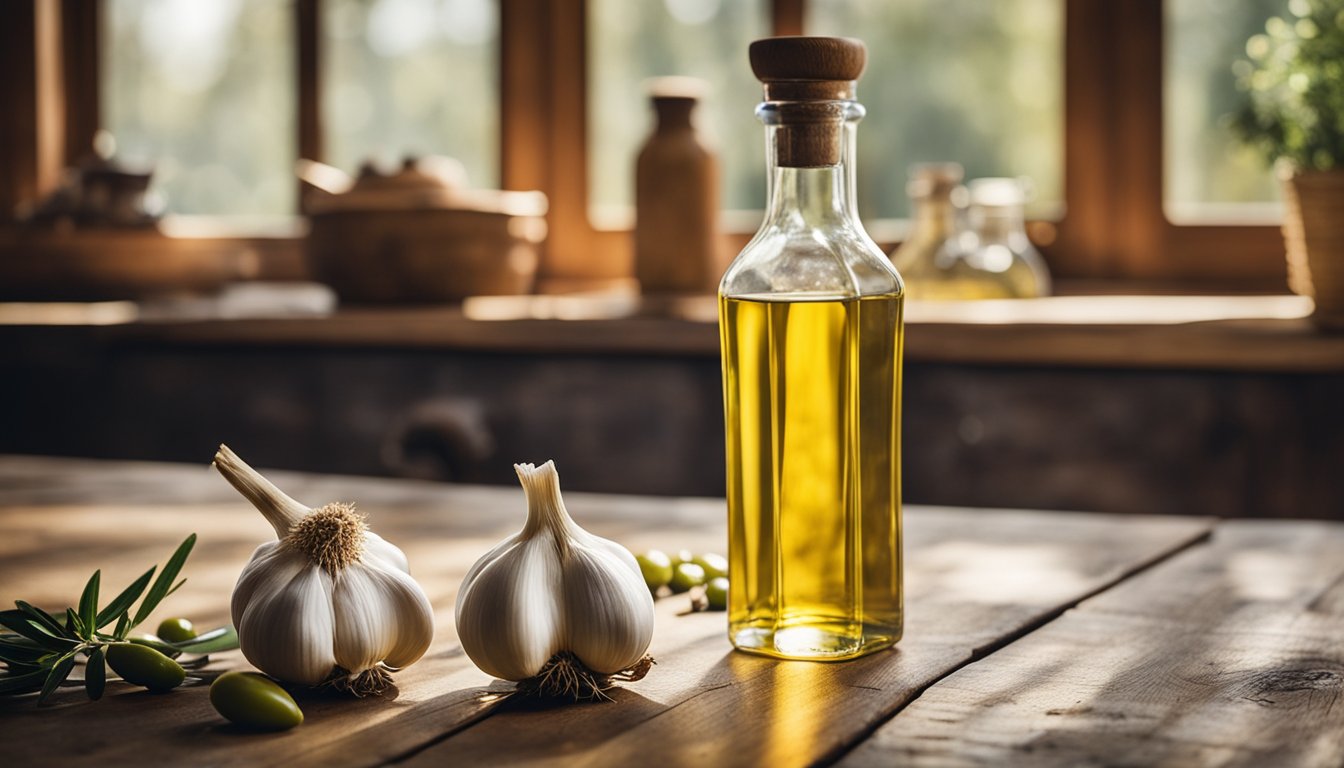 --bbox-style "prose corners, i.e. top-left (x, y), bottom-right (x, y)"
top-left (587, 0), bottom-right (770, 225)
top-left (322, 0), bottom-right (498, 186)
top-left (3, 0), bottom-right (1291, 291)
top-left (1164, 0), bottom-right (1287, 223)
top-left (100, 0), bottom-right (499, 215)
top-left (587, 0), bottom-right (1064, 225)
top-left (103, 0), bottom-right (296, 216)
top-left (807, 0), bottom-right (1064, 221)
